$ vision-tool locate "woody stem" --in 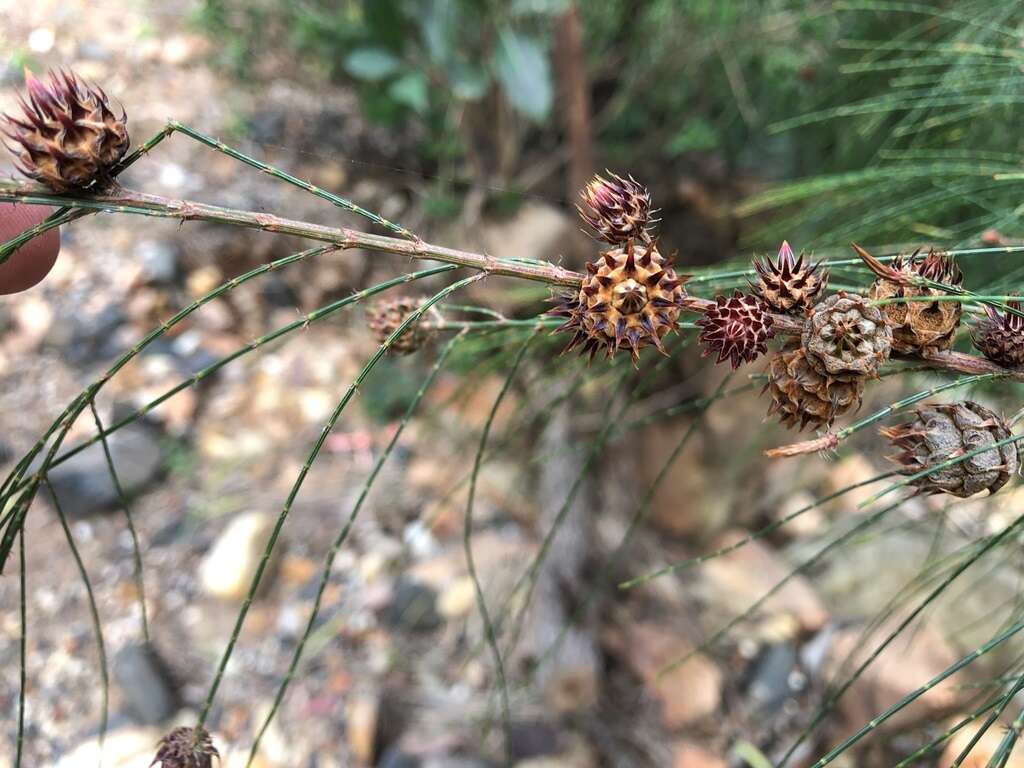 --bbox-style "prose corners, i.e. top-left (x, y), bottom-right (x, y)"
top-left (0, 178), bottom-right (583, 287)
top-left (0, 179), bottom-right (1019, 382)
